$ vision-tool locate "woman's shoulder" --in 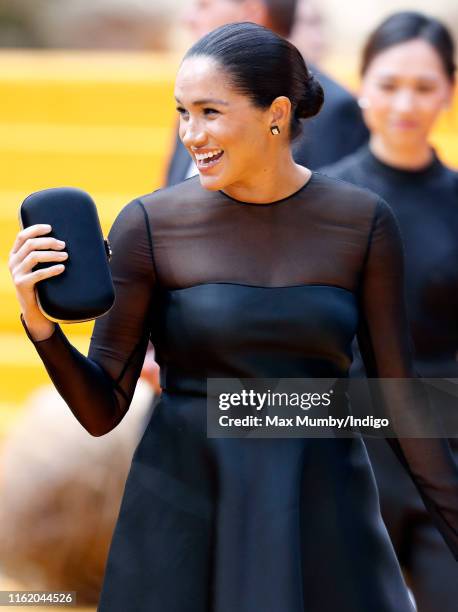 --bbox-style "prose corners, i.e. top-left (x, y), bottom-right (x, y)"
top-left (137, 175), bottom-right (207, 219)
top-left (310, 169), bottom-right (384, 222)
top-left (107, 176), bottom-right (206, 240)
top-left (307, 173), bottom-right (399, 253)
